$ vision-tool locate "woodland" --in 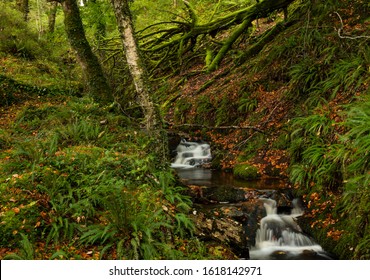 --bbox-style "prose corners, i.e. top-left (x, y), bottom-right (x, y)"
top-left (0, 0), bottom-right (369, 260)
